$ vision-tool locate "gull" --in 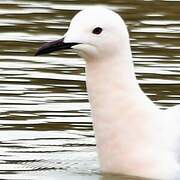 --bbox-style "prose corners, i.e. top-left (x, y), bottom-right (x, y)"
top-left (35, 7), bottom-right (180, 179)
